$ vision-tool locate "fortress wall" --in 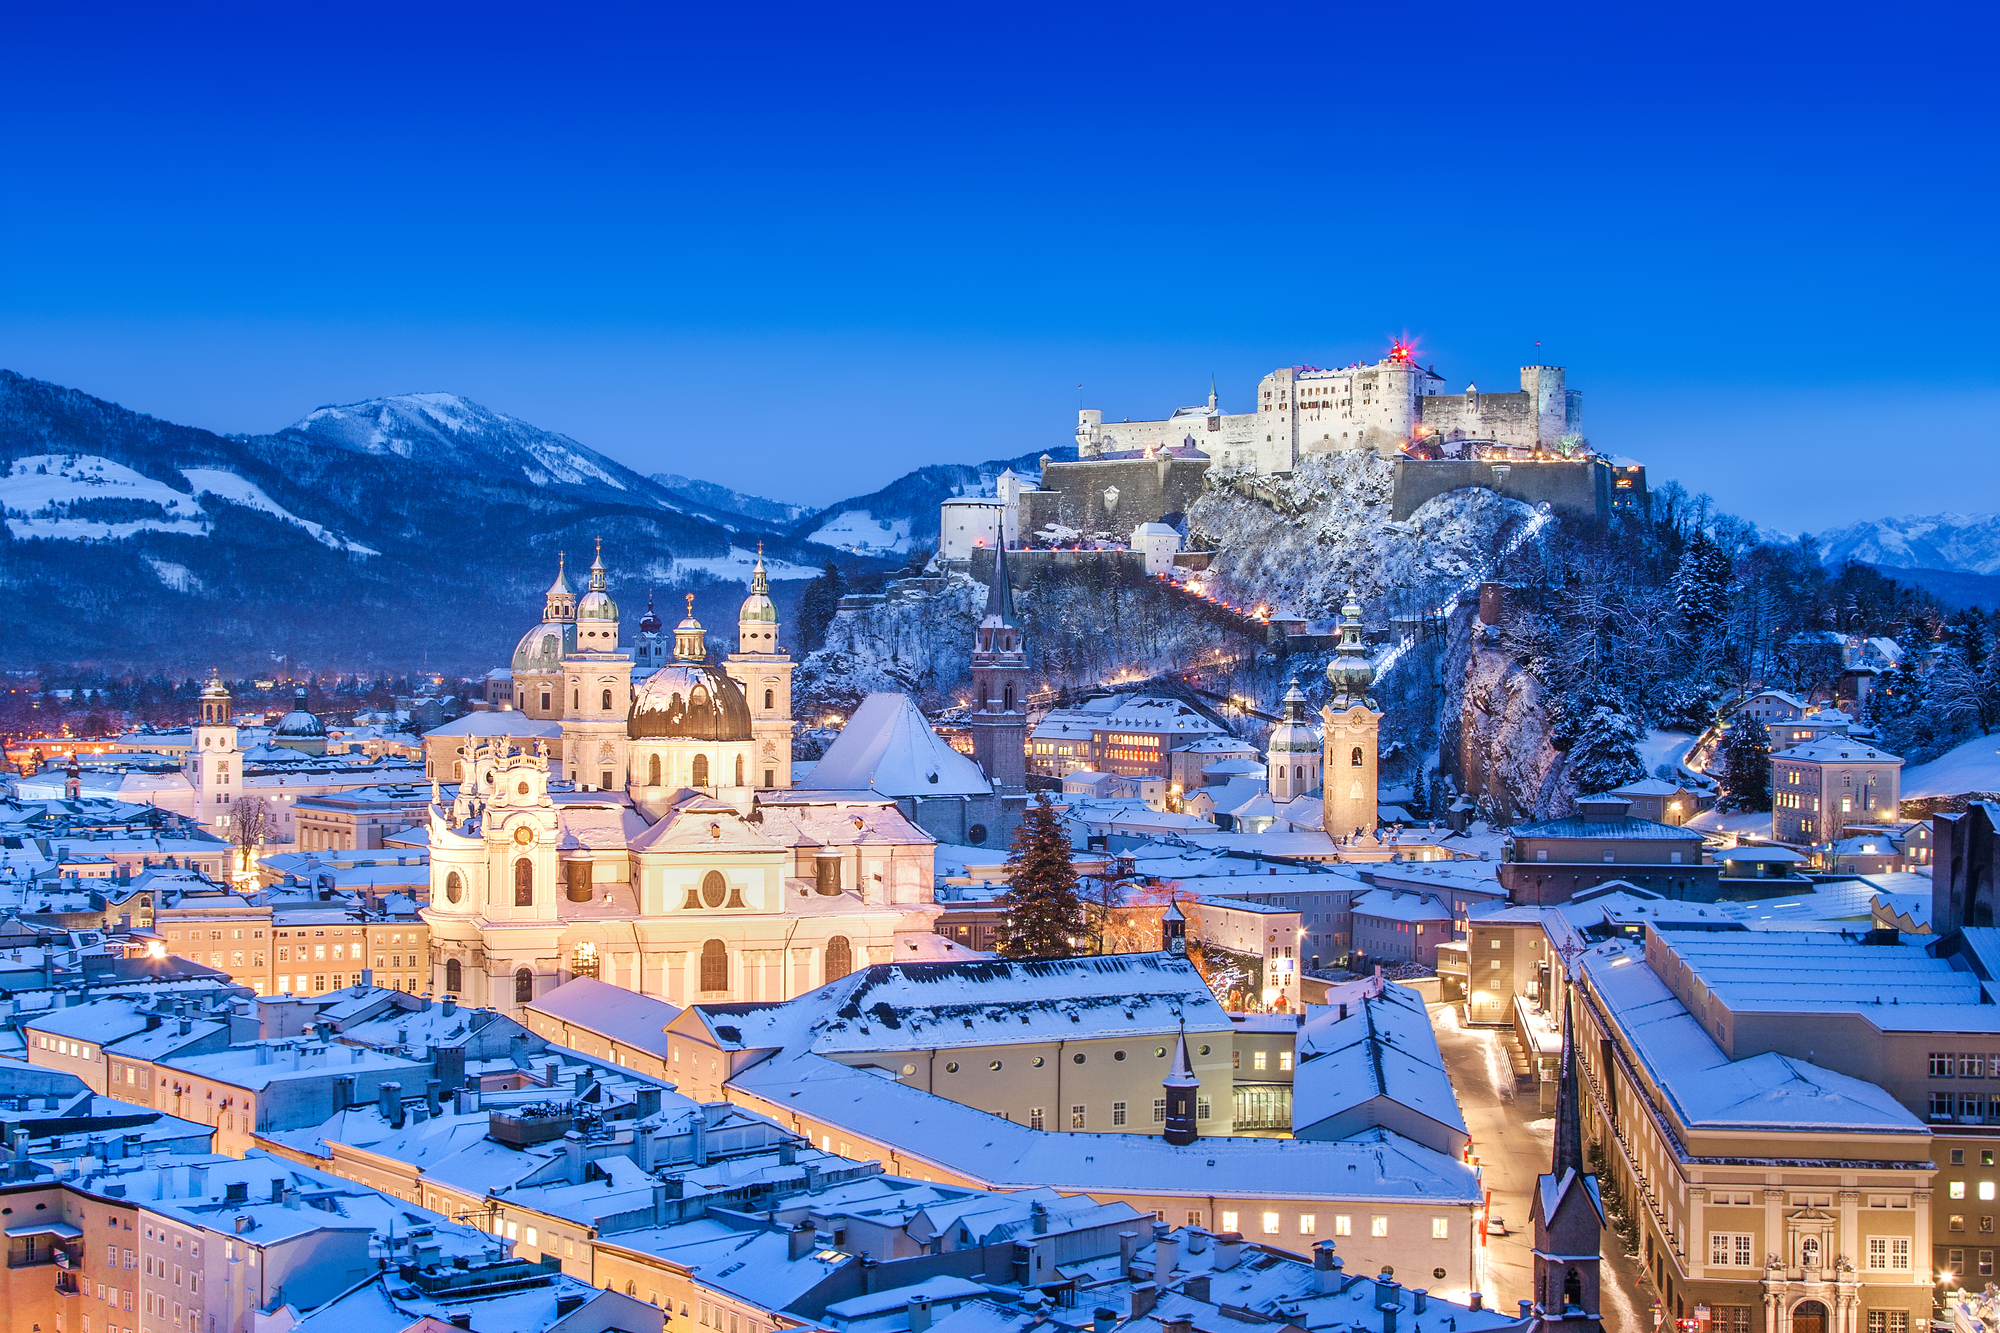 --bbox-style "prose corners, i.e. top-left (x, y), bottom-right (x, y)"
top-left (1390, 457), bottom-right (1643, 523)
